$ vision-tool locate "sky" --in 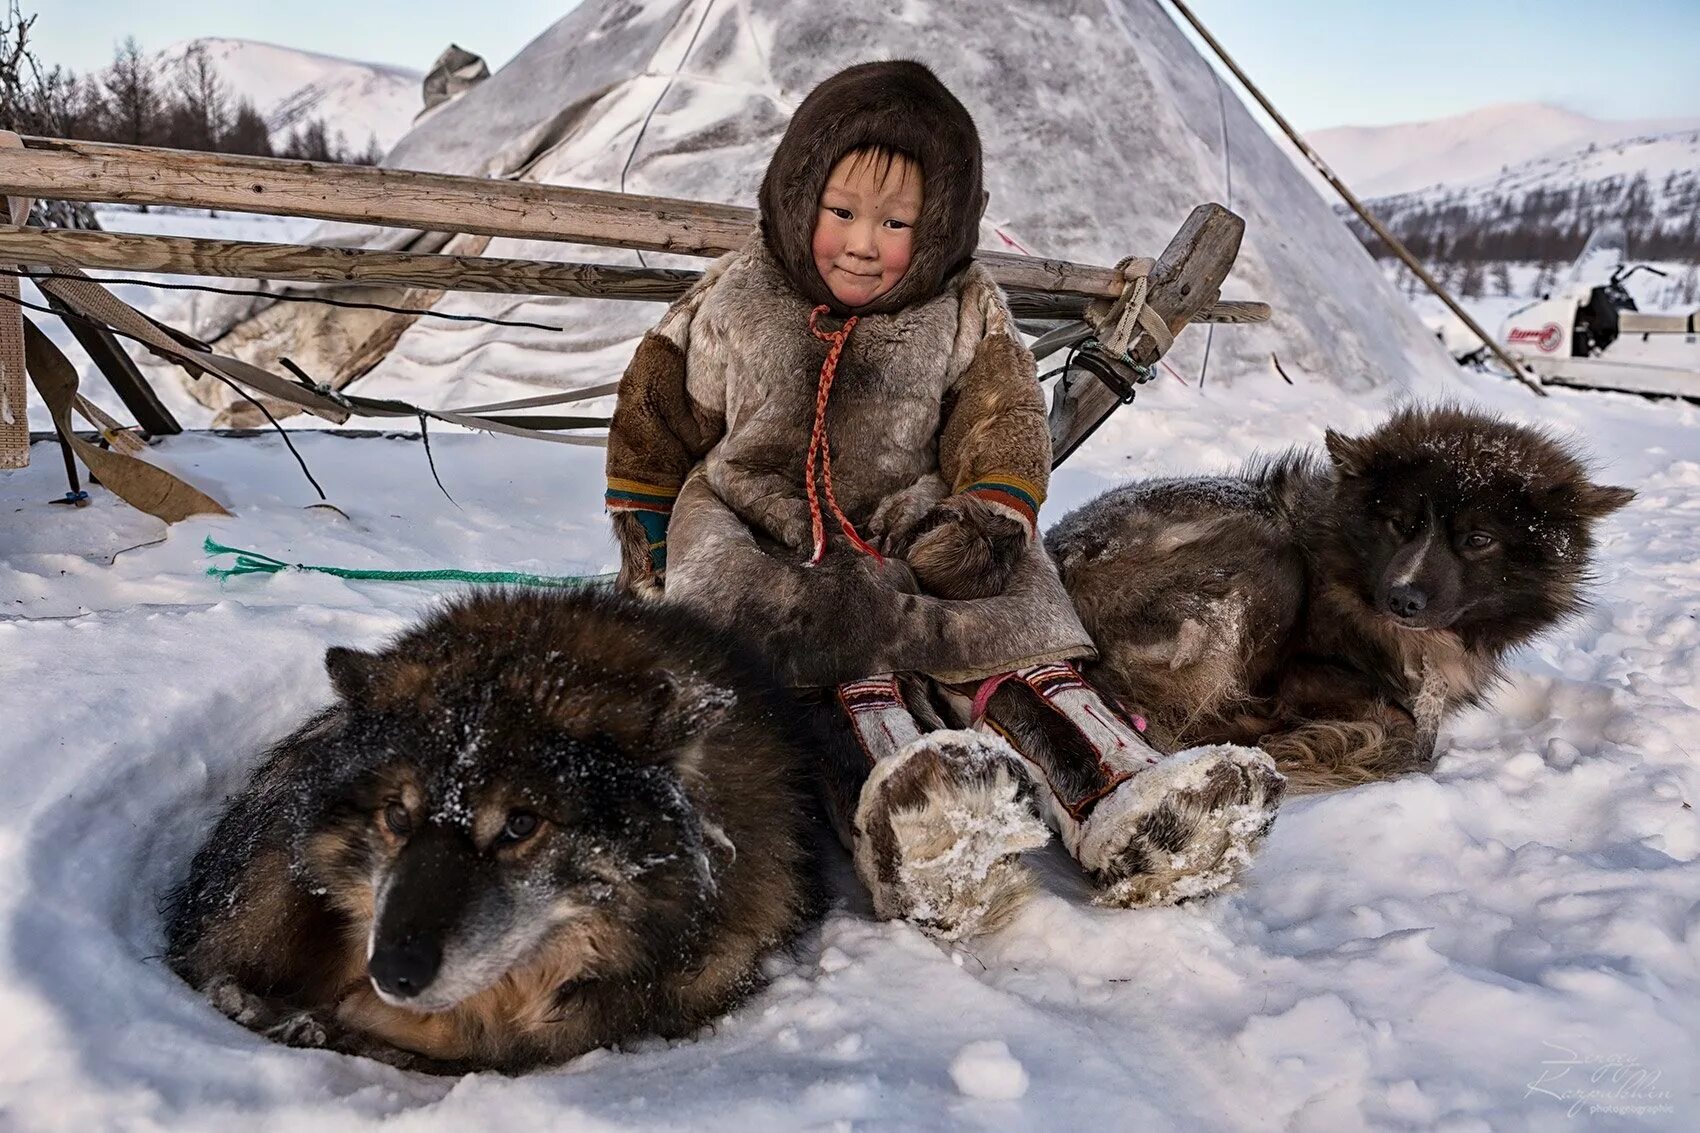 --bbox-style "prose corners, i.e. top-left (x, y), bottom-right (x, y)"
top-left (25, 0), bottom-right (1700, 132)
